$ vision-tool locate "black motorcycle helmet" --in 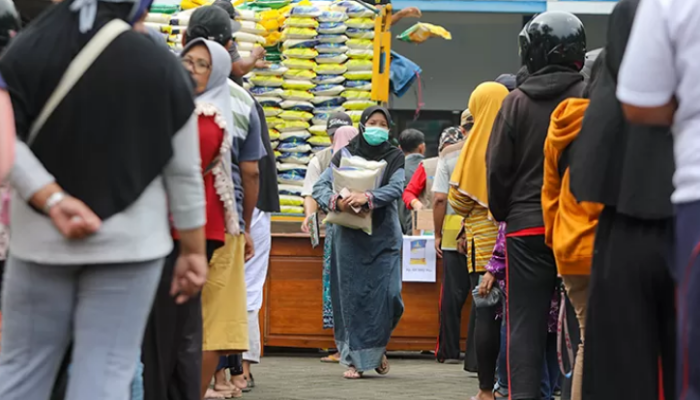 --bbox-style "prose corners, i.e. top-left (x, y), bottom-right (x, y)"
top-left (0, 0), bottom-right (20, 52)
top-left (519, 11), bottom-right (586, 74)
